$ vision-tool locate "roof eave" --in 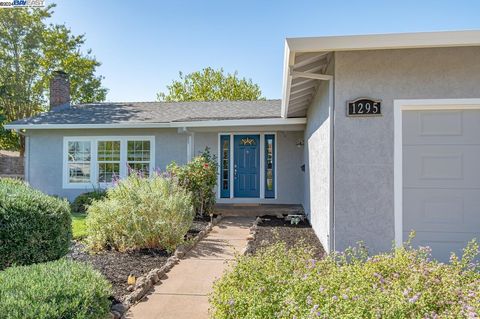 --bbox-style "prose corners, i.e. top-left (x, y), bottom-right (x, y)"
top-left (281, 30), bottom-right (480, 117)
top-left (285, 30), bottom-right (480, 53)
top-left (3, 117), bottom-right (307, 130)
